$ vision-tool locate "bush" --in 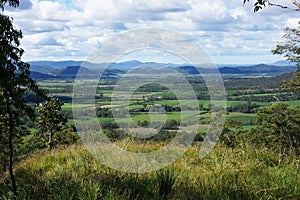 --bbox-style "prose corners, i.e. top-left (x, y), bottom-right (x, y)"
top-left (255, 103), bottom-right (300, 155)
